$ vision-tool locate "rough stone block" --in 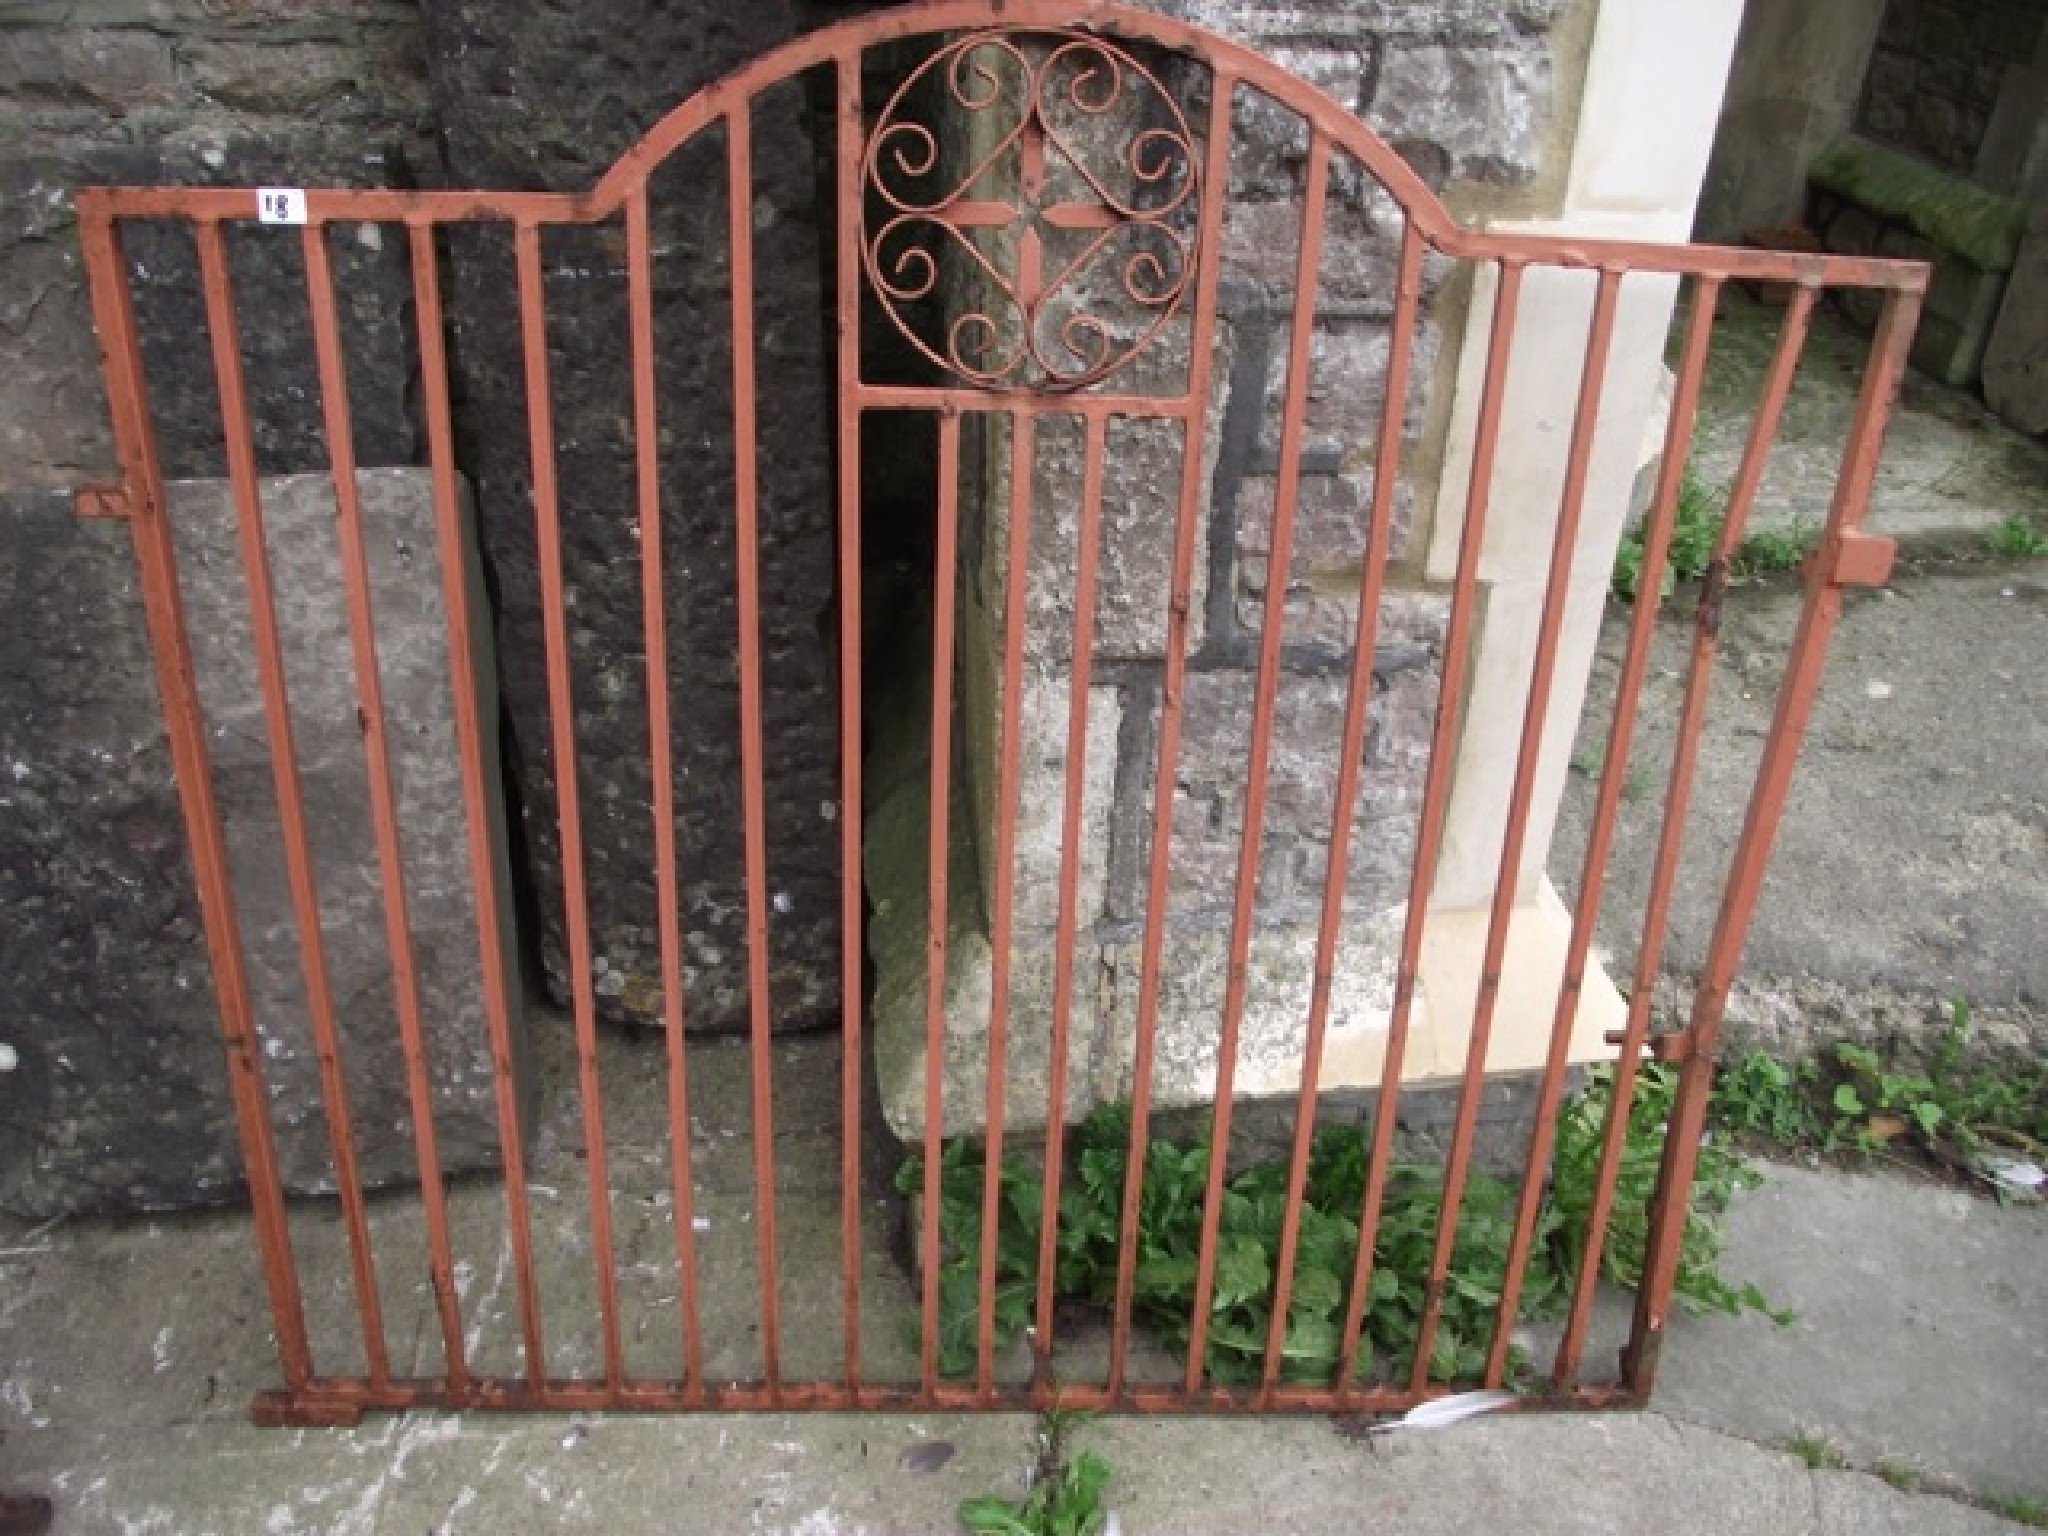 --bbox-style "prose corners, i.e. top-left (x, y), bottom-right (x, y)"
top-left (1368, 43), bottom-right (1550, 188)
top-left (0, 30), bottom-right (181, 113)
top-left (0, 470), bottom-right (522, 1218)
top-left (1095, 906), bottom-right (1406, 1113)
top-left (873, 926), bottom-right (1105, 1145)
top-left (1158, 648), bottom-right (1439, 921)
top-left (1252, 319), bottom-right (1442, 467)
top-left (1167, 0), bottom-right (1572, 47)
top-left (997, 411), bottom-right (1218, 668)
top-left (1983, 228), bottom-right (2048, 435)
top-left (1007, 678), bottom-right (1122, 936)
top-left (1236, 471), bottom-right (1415, 578)
top-left (1235, 486), bottom-right (1431, 648)
top-left (171, 469), bottom-right (522, 1194)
